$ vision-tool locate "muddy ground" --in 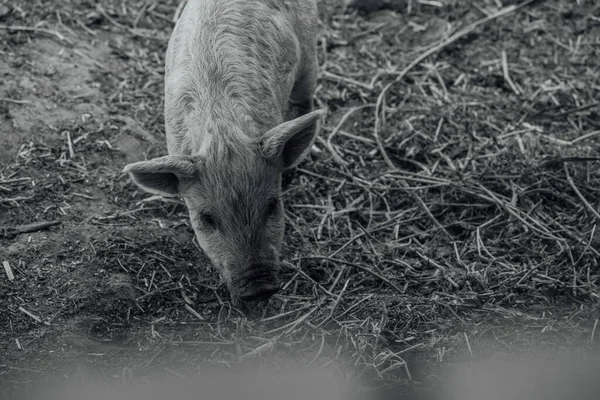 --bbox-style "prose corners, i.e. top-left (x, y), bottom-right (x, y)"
top-left (1, 0), bottom-right (600, 399)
